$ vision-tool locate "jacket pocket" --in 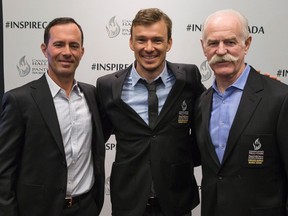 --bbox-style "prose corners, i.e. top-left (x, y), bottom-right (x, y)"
top-left (239, 134), bottom-right (274, 168)
top-left (17, 183), bottom-right (44, 216)
top-left (169, 162), bottom-right (197, 208)
top-left (251, 206), bottom-right (285, 216)
top-left (110, 162), bottom-right (138, 210)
